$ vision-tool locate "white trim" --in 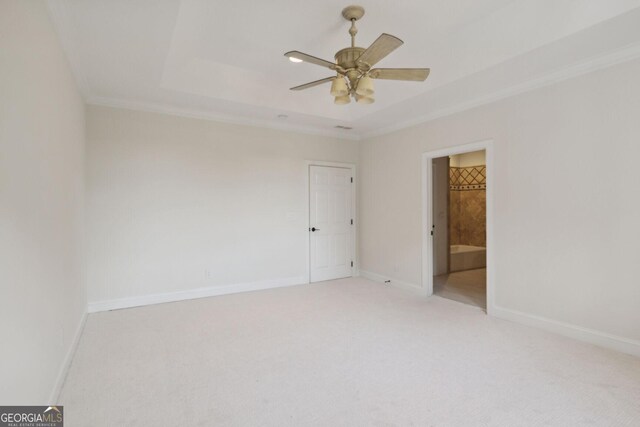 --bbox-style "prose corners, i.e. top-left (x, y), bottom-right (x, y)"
top-left (85, 37), bottom-right (640, 143)
top-left (422, 140), bottom-right (495, 314)
top-left (49, 311), bottom-right (87, 404)
top-left (46, 0), bottom-right (640, 143)
top-left (419, 141), bottom-right (640, 357)
top-left (359, 270), bottom-right (423, 295)
top-left (87, 97), bottom-right (360, 141)
top-left (88, 275), bottom-right (307, 313)
top-left (361, 41), bottom-right (640, 140)
top-left (492, 306), bottom-right (640, 358)
top-left (362, 269), bottom-right (640, 358)
top-left (305, 161), bottom-right (357, 283)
